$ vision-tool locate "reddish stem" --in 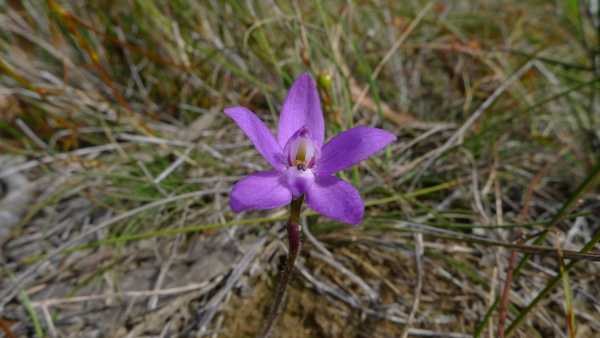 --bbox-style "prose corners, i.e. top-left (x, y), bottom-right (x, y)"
top-left (497, 250), bottom-right (517, 338)
top-left (258, 196), bottom-right (303, 338)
